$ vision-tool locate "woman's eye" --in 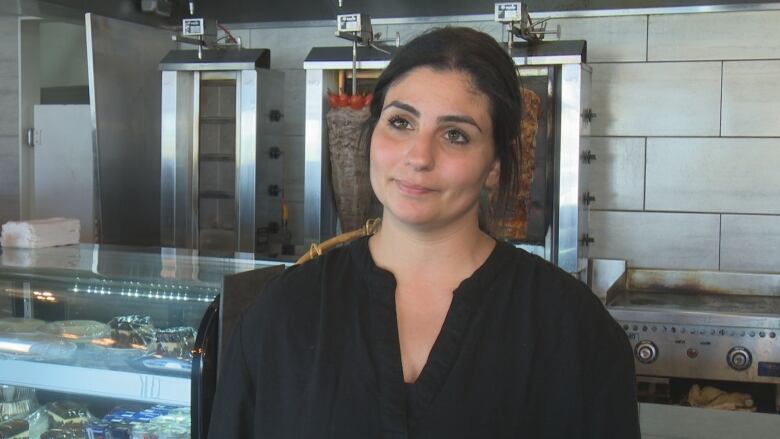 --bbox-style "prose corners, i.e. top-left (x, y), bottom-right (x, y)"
top-left (388, 115), bottom-right (412, 130)
top-left (445, 129), bottom-right (468, 144)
